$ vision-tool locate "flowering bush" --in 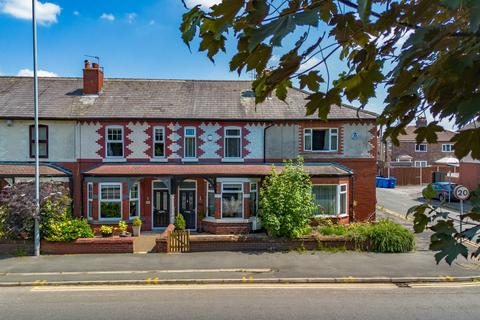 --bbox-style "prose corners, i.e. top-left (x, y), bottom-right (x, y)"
top-left (43, 214), bottom-right (93, 242)
top-left (100, 225), bottom-right (114, 237)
